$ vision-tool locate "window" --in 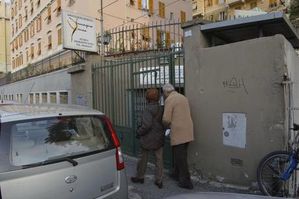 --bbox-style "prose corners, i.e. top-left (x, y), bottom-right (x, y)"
top-left (158, 1), bottom-right (165, 18)
top-left (156, 30), bottom-right (170, 48)
top-left (50, 92), bottom-right (57, 103)
top-left (47, 6), bottom-right (51, 23)
top-left (30, 1), bottom-right (34, 15)
top-left (19, 14), bottom-right (22, 28)
top-left (12, 58), bottom-right (15, 69)
top-left (219, 11), bottom-right (226, 21)
top-left (56, 0), bottom-right (61, 15)
top-left (9, 116), bottom-right (111, 167)
top-left (37, 40), bottom-right (41, 55)
top-left (59, 92), bottom-right (68, 104)
top-left (12, 24), bottom-right (14, 36)
top-left (26, 49), bottom-right (29, 62)
top-left (170, 12), bottom-right (174, 20)
top-left (138, 0), bottom-right (152, 12)
top-left (25, 6), bottom-right (28, 21)
top-left (48, 34), bottom-right (52, 50)
top-left (11, 8), bottom-right (14, 19)
top-left (141, 26), bottom-right (150, 41)
top-left (19, 94), bottom-right (23, 102)
top-left (19, 34), bottom-right (23, 47)
top-left (29, 93), bottom-right (34, 104)
top-left (250, 1), bottom-right (257, 8)
top-left (130, 0), bottom-right (135, 6)
top-left (36, 16), bottom-right (42, 32)
top-left (19, 0), bottom-right (22, 10)
top-left (42, 93), bottom-right (47, 103)
top-left (30, 23), bottom-right (35, 38)
top-left (31, 44), bottom-right (34, 59)
top-left (16, 19), bottom-right (18, 32)
top-left (37, 0), bottom-right (41, 7)
top-left (57, 28), bottom-right (62, 45)
top-left (35, 93), bottom-right (40, 104)
top-left (180, 11), bottom-right (186, 23)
